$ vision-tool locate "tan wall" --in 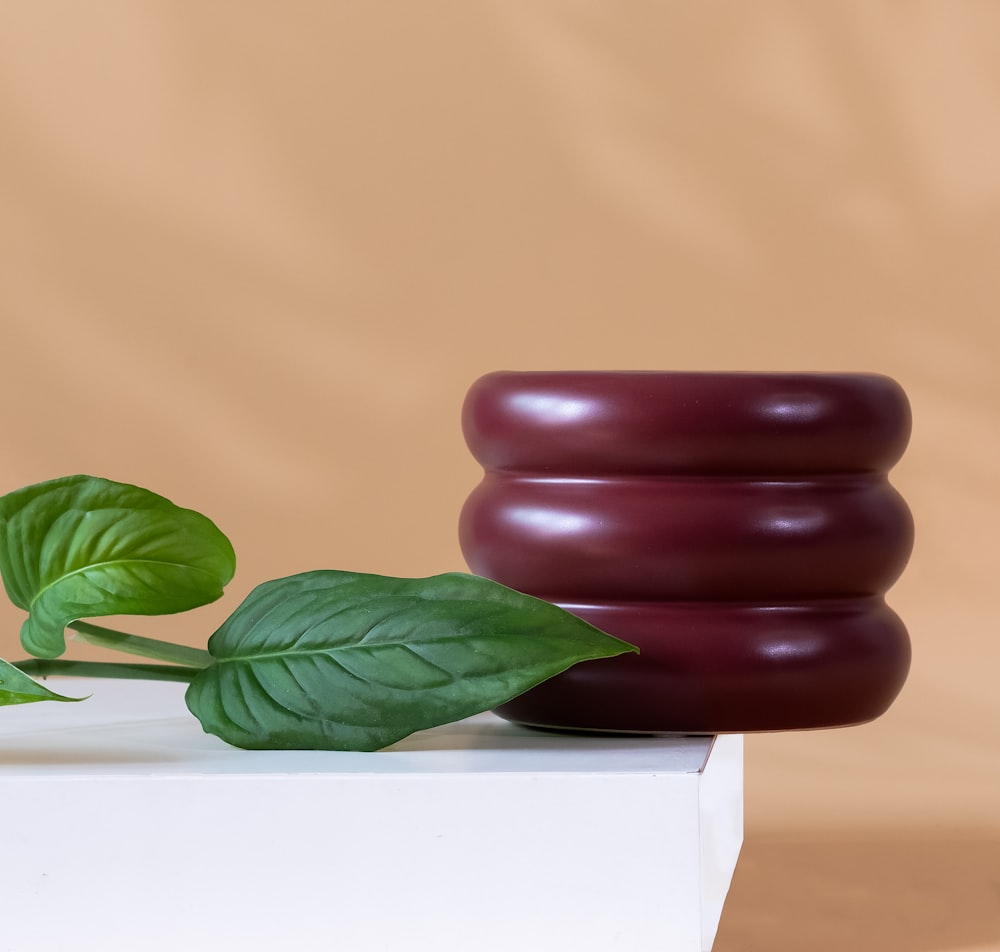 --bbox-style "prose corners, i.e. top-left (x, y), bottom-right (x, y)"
top-left (2, 4), bottom-right (998, 948)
